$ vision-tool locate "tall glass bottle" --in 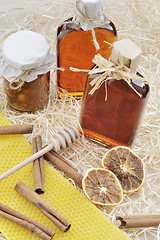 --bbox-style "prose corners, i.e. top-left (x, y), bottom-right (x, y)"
top-left (79, 39), bottom-right (150, 147)
top-left (57, 0), bottom-right (117, 97)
